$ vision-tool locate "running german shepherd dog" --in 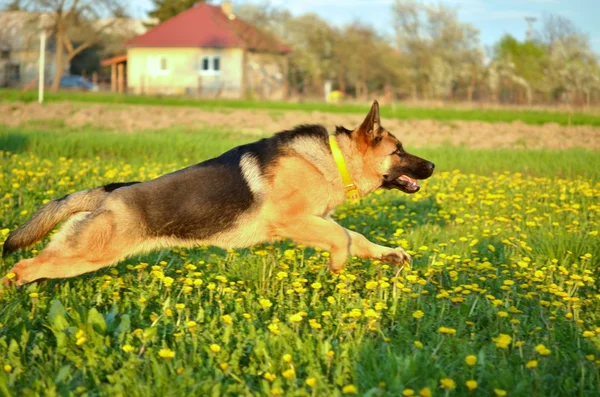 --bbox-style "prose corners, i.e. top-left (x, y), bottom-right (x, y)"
top-left (3, 101), bottom-right (434, 286)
